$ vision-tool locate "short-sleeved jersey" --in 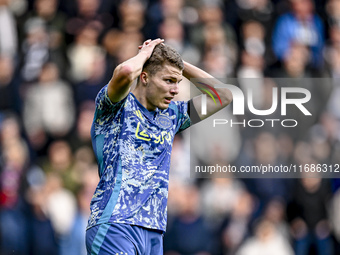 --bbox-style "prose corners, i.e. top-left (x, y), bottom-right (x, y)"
top-left (87, 85), bottom-right (191, 232)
